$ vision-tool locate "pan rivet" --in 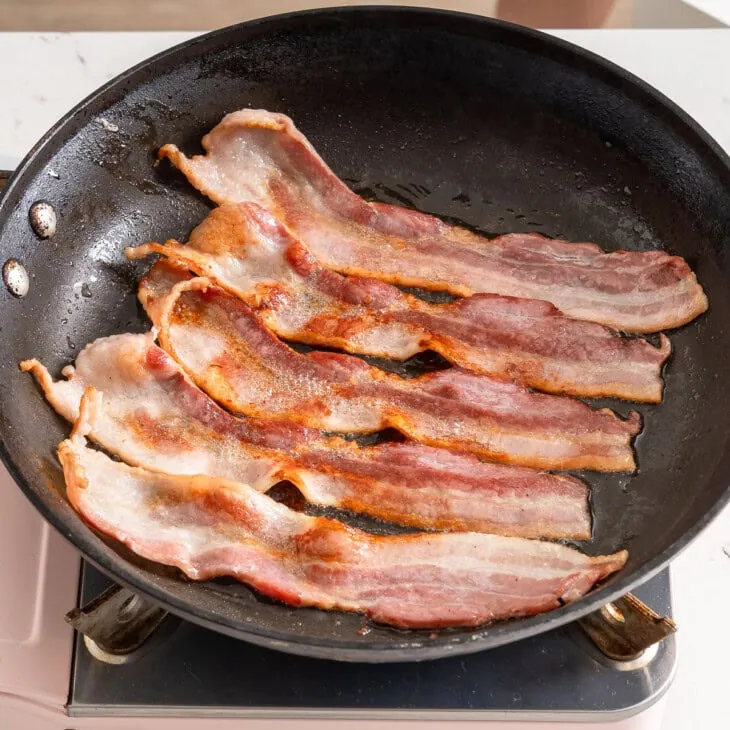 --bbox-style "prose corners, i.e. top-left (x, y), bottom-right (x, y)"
top-left (3, 259), bottom-right (29, 297)
top-left (28, 200), bottom-right (57, 239)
